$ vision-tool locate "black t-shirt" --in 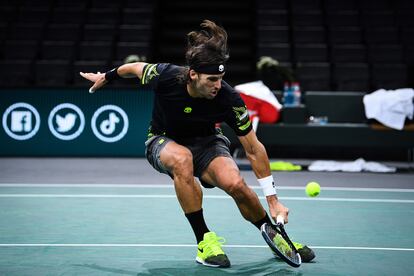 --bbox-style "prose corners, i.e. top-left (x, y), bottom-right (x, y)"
top-left (141, 63), bottom-right (252, 141)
